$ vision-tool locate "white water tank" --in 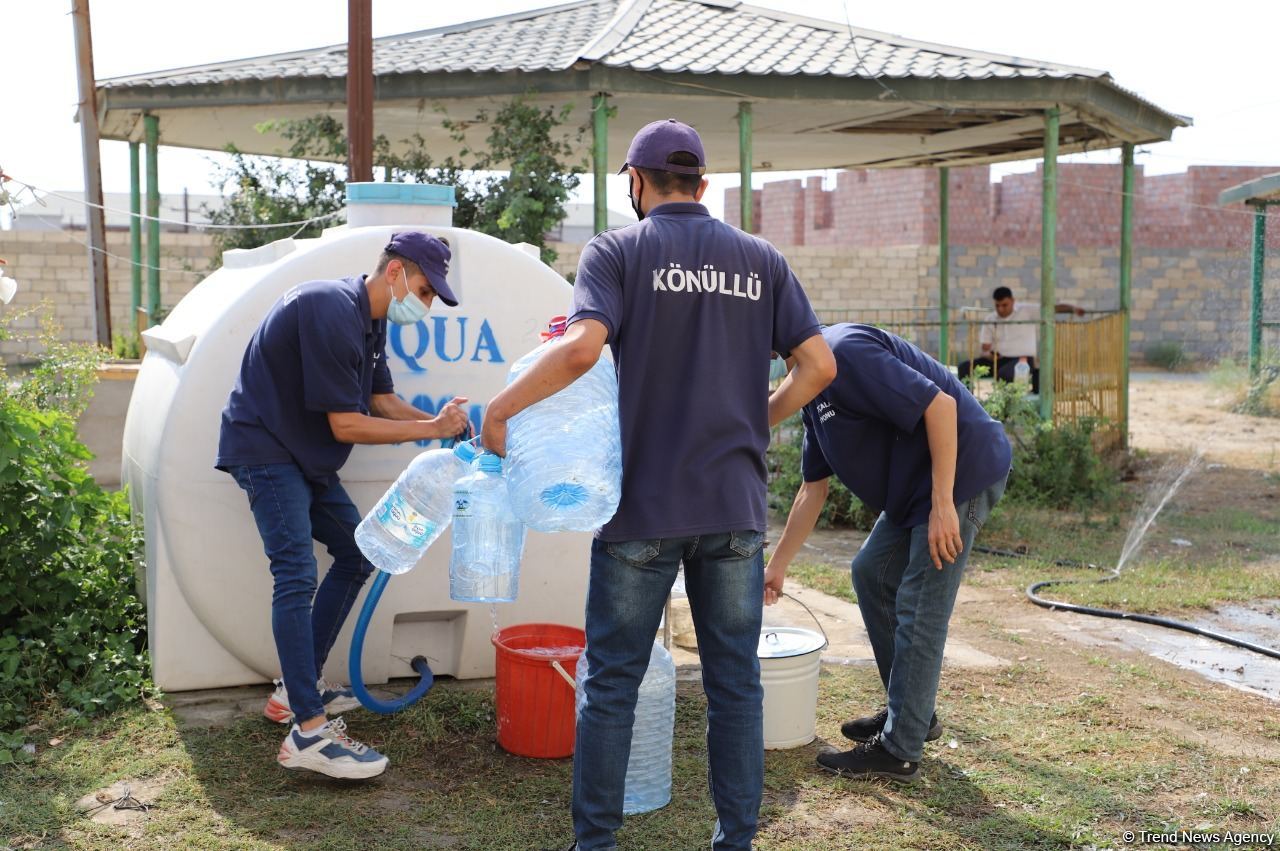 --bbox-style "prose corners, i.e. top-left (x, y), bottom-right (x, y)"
top-left (123, 183), bottom-right (589, 692)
